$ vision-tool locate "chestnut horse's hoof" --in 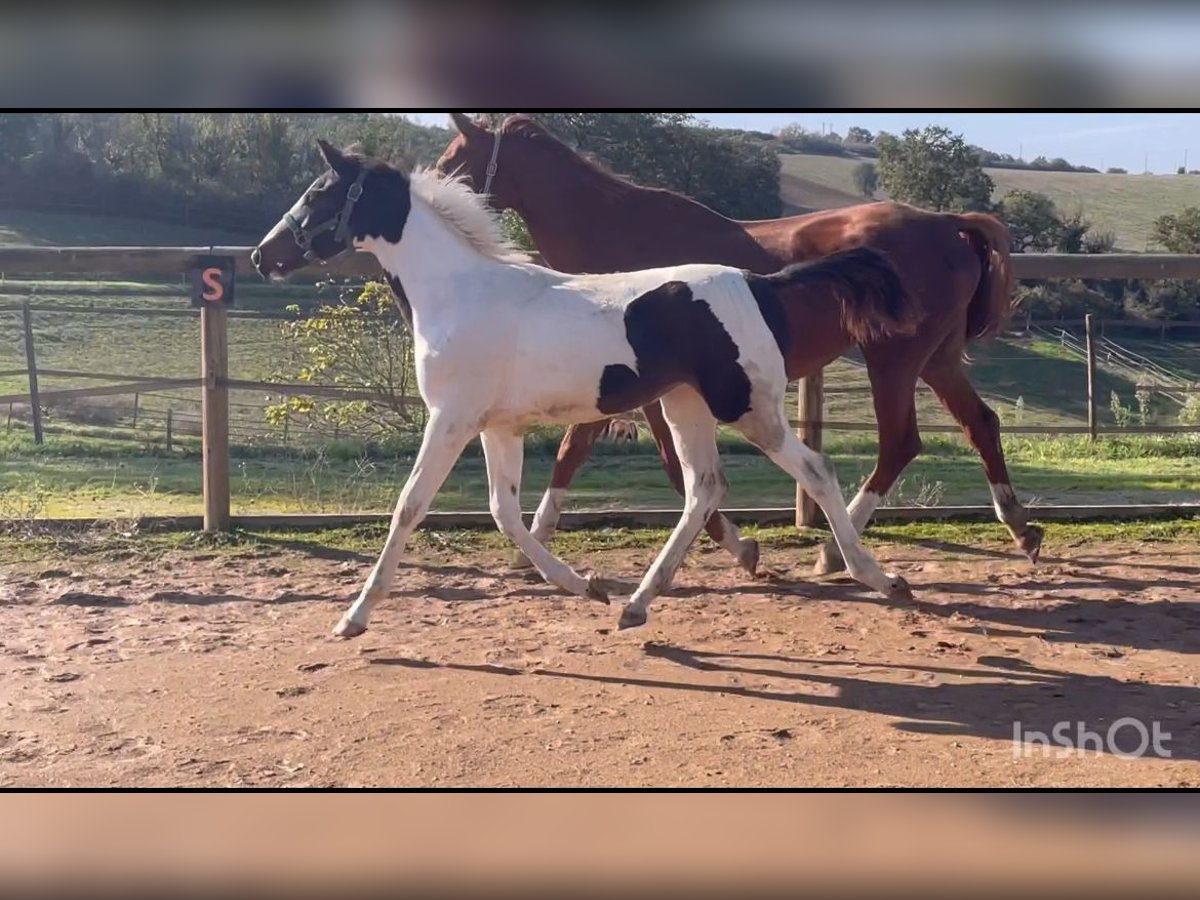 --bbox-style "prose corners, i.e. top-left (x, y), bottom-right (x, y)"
top-left (509, 549), bottom-right (535, 570)
top-left (1019, 525), bottom-right (1044, 564)
top-left (584, 574), bottom-right (612, 605)
top-left (738, 538), bottom-right (761, 578)
top-left (617, 605), bottom-right (648, 630)
top-left (812, 542), bottom-right (847, 577)
top-left (886, 575), bottom-right (914, 603)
